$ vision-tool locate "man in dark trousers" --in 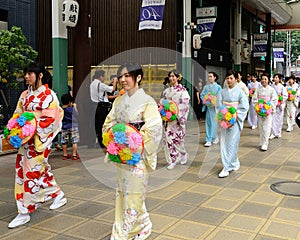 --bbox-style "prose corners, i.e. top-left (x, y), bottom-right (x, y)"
top-left (90, 70), bottom-right (117, 148)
